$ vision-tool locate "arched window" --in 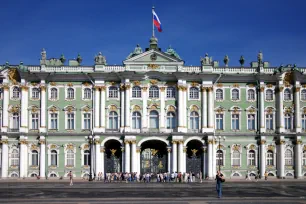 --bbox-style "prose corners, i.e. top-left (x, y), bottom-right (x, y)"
top-left (284, 88), bottom-right (291, 100)
top-left (301, 90), bottom-right (306, 100)
top-left (166, 87), bottom-right (176, 98)
top-left (285, 149), bottom-right (293, 166)
top-left (32, 88), bottom-right (40, 99)
top-left (132, 86), bottom-right (142, 98)
top-left (216, 89), bottom-right (223, 100)
top-left (11, 173), bottom-right (18, 177)
top-left (216, 150), bottom-right (223, 166)
top-left (67, 88), bottom-right (74, 99)
top-left (12, 87), bottom-right (20, 99)
top-left (50, 173), bottom-right (57, 177)
top-left (232, 150), bottom-right (240, 166)
top-left (267, 150), bottom-right (274, 165)
top-left (302, 114), bottom-right (306, 131)
top-left (11, 149), bottom-right (19, 166)
top-left (108, 111), bottom-right (118, 130)
top-left (284, 113), bottom-right (292, 130)
top-left (132, 112), bottom-right (141, 129)
top-left (166, 112), bottom-right (176, 129)
top-left (190, 111), bottom-right (199, 130)
top-left (50, 88), bottom-right (58, 99)
top-left (149, 110), bottom-right (159, 129)
top-left (51, 150), bottom-right (57, 166)
top-left (247, 89), bottom-right (255, 100)
top-left (31, 150), bottom-right (38, 166)
top-left (108, 86), bottom-right (118, 98)
top-left (303, 150), bottom-right (306, 166)
top-left (149, 86), bottom-right (159, 98)
top-left (265, 89), bottom-right (273, 100)
top-left (84, 88), bottom-right (91, 99)
top-left (31, 173), bottom-right (38, 177)
top-left (189, 87), bottom-right (199, 99)
top-left (248, 150), bottom-right (255, 166)
top-left (266, 114), bottom-right (273, 130)
top-left (66, 150), bottom-right (74, 166)
top-left (232, 89), bottom-right (239, 100)
top-left (84, 150), bottom-right (90, 166)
